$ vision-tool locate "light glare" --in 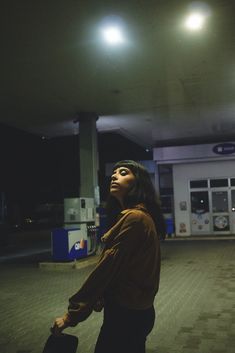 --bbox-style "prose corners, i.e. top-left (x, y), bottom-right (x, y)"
top-left (185, 13), bottom-right (205, 30)
top-left (102, 26), bottom-right (124, 45)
